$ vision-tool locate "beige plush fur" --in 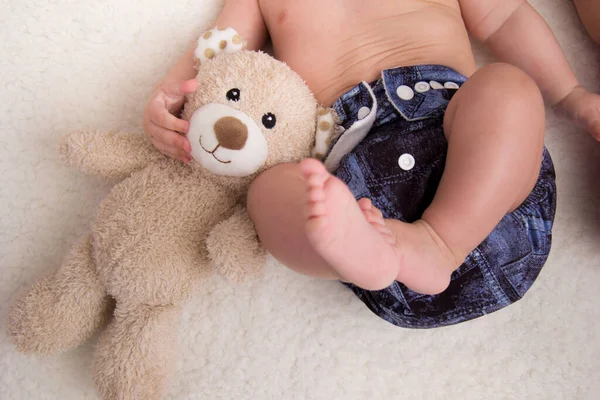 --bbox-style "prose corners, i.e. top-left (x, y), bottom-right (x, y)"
top-left (6, 50), bottom-right (321, 400)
